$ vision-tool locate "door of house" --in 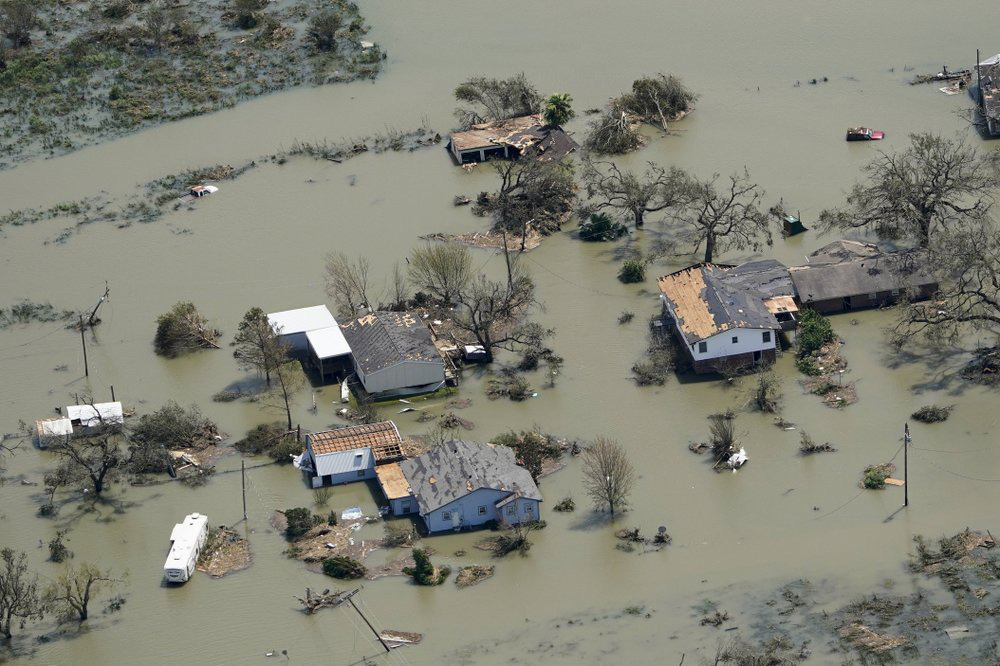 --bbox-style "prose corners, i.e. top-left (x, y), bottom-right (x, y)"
top-left (842, 296), bottom-right (852, 311)
top-left (753, 350), bottom-right (762, 364)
